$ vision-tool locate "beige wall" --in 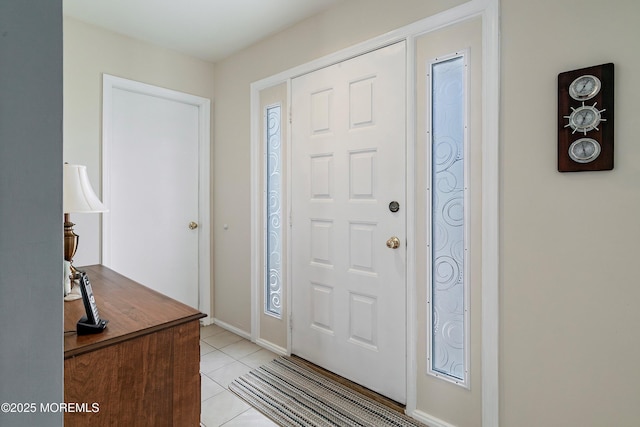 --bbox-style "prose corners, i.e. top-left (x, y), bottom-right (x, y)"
top-left (501, 0), bottom-right (640, 425)
top-left (63, 17), bottom-right (216, 270)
